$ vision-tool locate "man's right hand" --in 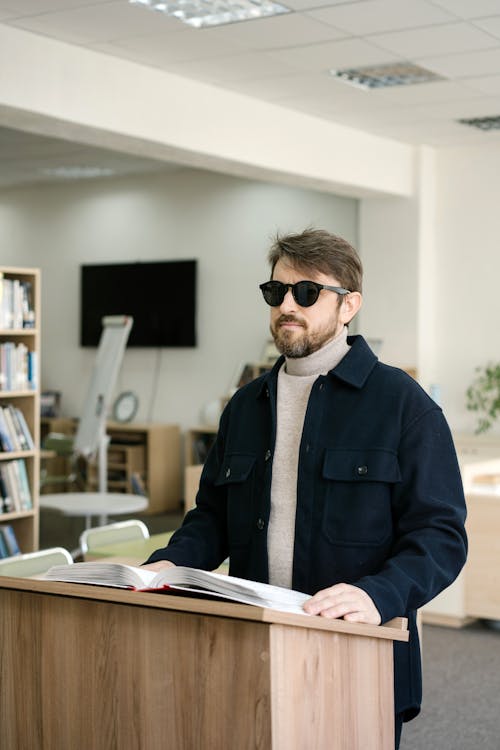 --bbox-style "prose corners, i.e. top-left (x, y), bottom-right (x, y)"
top-left (141, 560), bottom-right (176, 572)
